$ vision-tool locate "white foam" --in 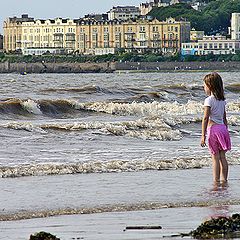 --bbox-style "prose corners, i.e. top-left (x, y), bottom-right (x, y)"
top-left (42, 117), bottom-right (182, 141)
top-left (21, 99), bottom-right (42, 115)
top-left (4, 122), bottom-right (47, 133)
top-left (78, 100), bottom-right (204, 117)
